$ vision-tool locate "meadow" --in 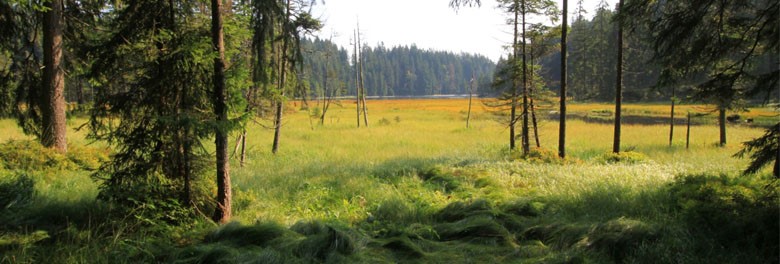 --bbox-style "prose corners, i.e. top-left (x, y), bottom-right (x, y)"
top-left (0, 99), bottom-right (777, 263)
